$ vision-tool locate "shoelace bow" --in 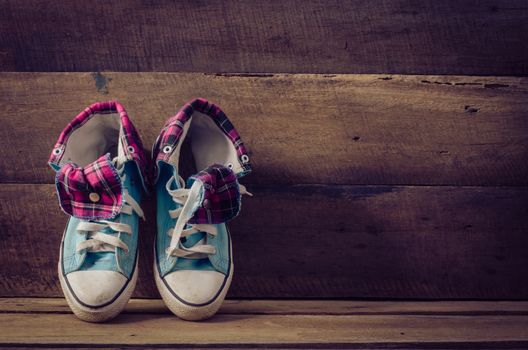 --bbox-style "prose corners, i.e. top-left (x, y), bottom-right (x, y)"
top-left (75, 156), bottom-right (145, 254)
top-left (165, 175), bottom-right (252, 259)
